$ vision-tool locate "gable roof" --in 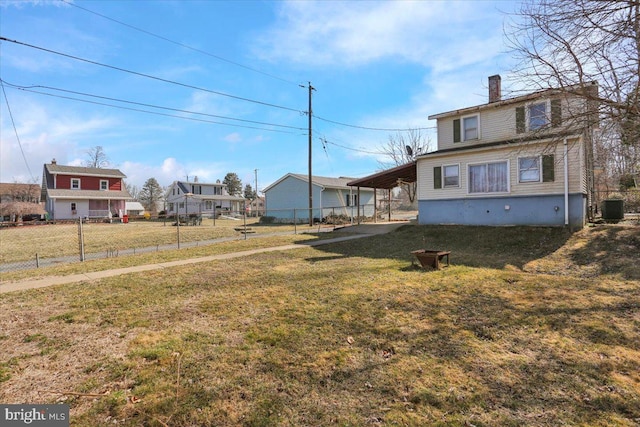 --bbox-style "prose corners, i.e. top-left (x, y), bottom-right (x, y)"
top-left (264, 173), bottom-right (369, 192)
top-left (428, 81), bottom-right (598, 120)
top-left (45, 163), bottom-right (126, 178)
